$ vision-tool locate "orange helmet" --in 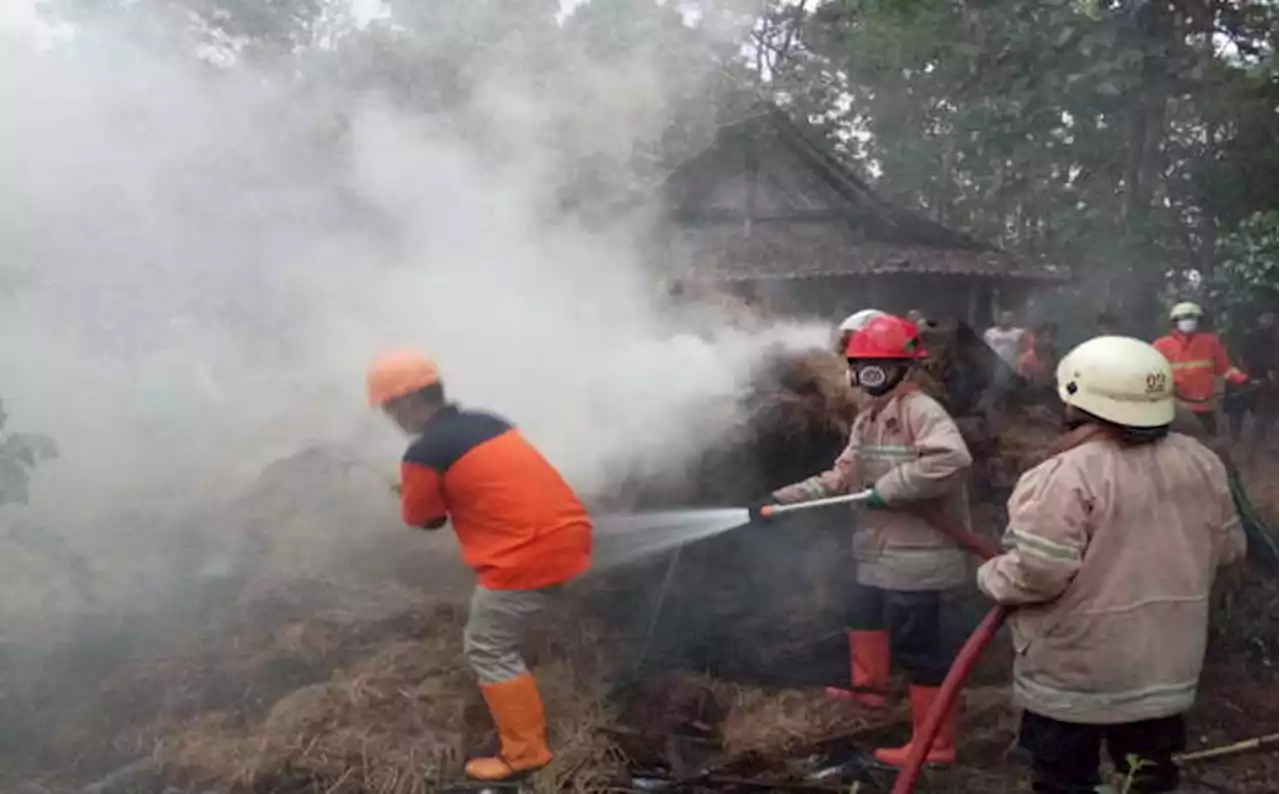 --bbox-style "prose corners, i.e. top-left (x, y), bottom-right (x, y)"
top-left (846, 315), bottom-right (928, 360)
top-left (366, 349), bottom-right (441, 406)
